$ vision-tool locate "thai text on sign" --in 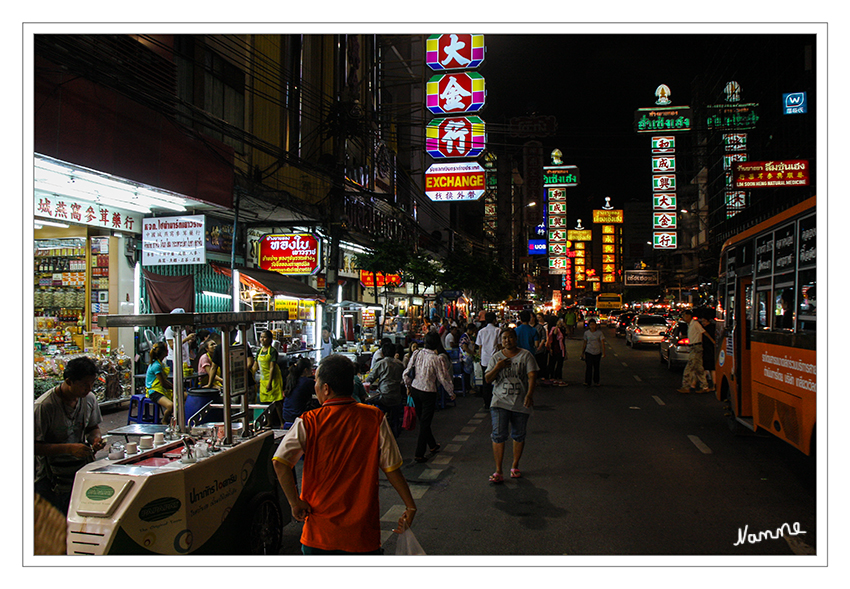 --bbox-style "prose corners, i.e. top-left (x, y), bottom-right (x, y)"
top-left (142, 214), bottom-right (206, 266)
top-left (259, 233), bottom-right (320, 275)
top-left (732, 160), bottom-right (810, 188)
